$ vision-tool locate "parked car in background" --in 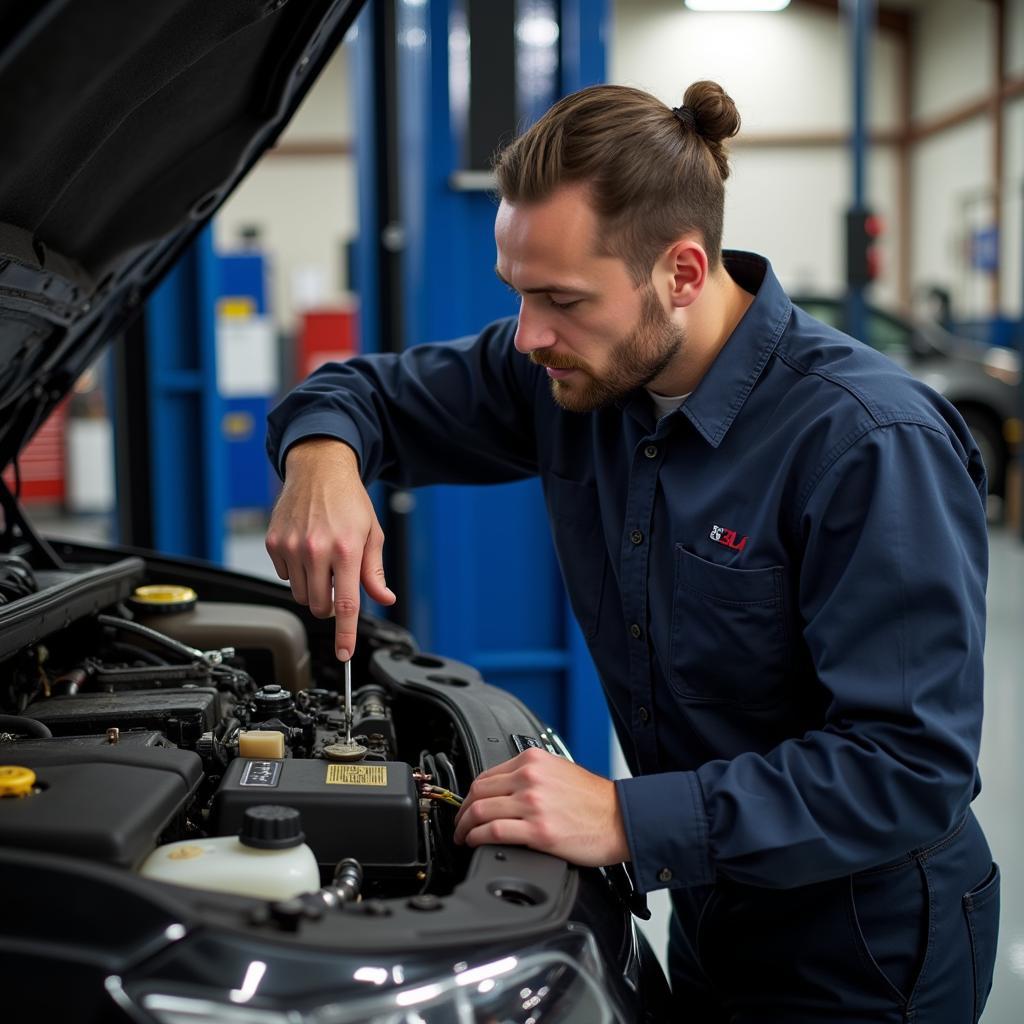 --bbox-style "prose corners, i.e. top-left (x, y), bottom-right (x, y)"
top-left (792, 296), bottom-right (1021, 502)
